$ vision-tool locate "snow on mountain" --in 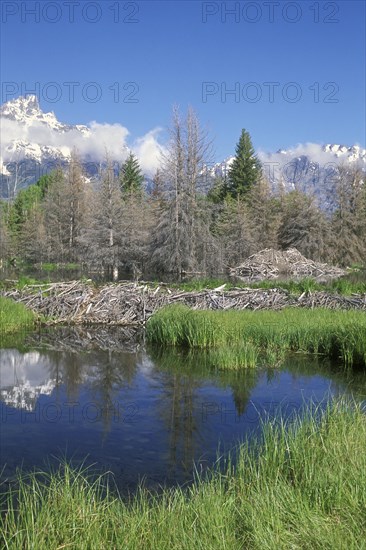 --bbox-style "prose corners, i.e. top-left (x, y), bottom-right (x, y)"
top-left (0, 95), bottom-right (90, 169)
top-left (0, 95), bottom-right (364, 201)
top-left (0, 94), bottom-right (87, 134)
top-left (206, 142), bottom-right (365, 209)
top-left (210, 144), bottom-right (366, 181)
top-left (0, 95), bottom-right (164, 197)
